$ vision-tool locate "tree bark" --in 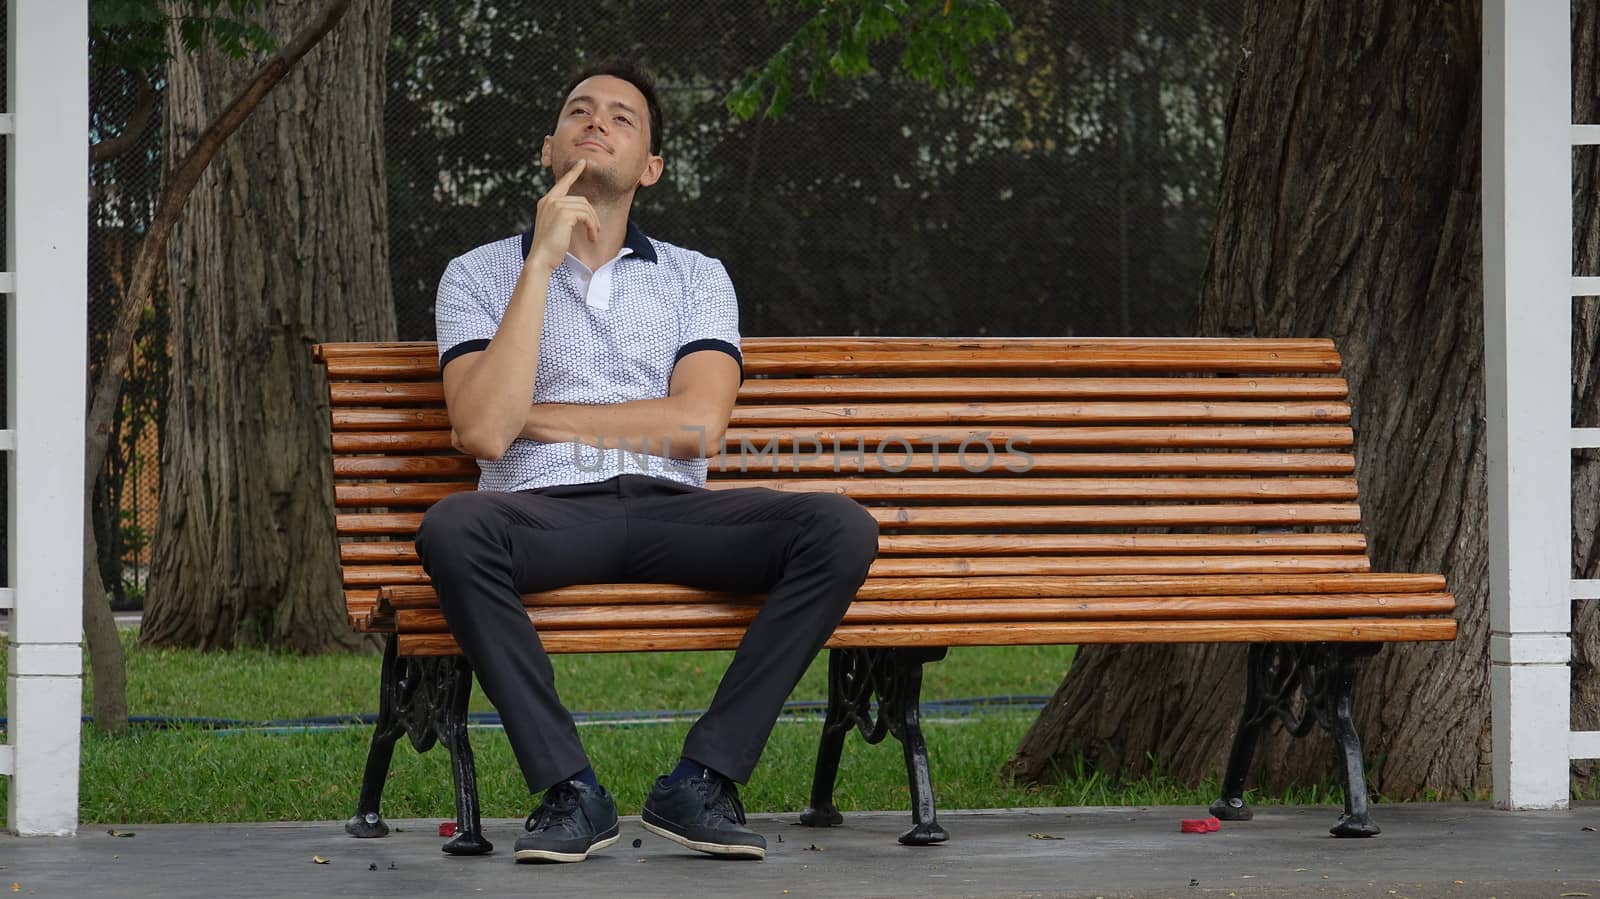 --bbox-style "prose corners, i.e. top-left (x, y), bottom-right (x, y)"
top-left (1010, 0), bottom-right (1598, 797)
top-left (80, 0), bottom-right (356, 726)
top-left (141, 0), bottom-right (394, 652)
